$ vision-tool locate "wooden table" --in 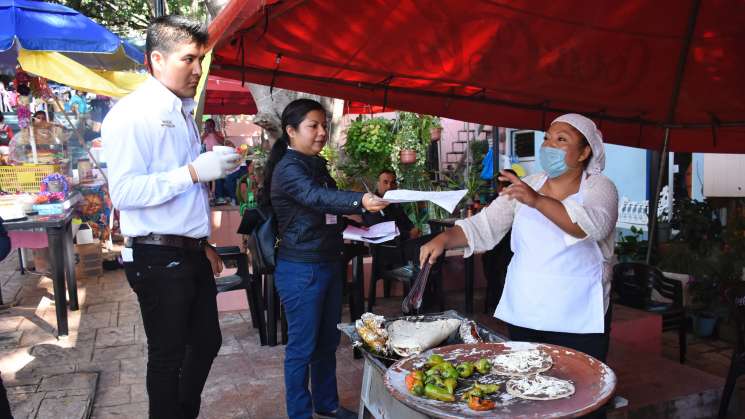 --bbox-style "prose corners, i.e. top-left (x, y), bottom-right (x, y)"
top-left (4, 208), bottom-right (78, 337)
top-left (427, 218), bottom-right (475, 313)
